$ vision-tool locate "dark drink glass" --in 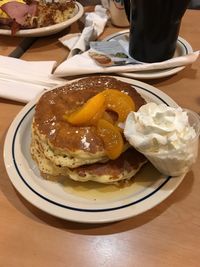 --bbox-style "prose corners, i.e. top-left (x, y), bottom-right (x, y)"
top-left (126, 0), bottom-right (190, 63)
